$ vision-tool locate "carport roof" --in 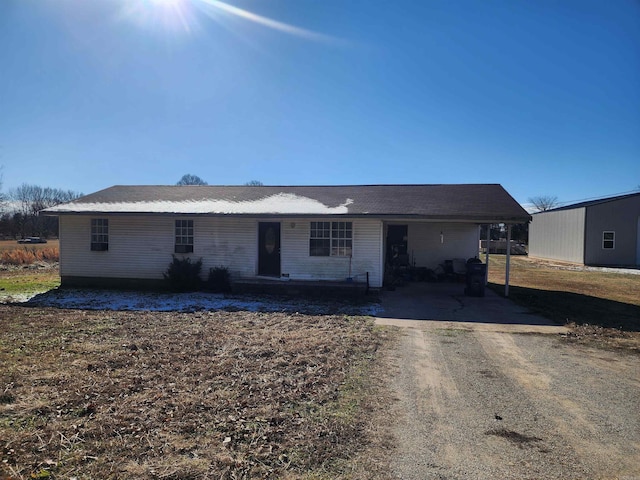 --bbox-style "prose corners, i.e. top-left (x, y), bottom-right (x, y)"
top-left (43, 184), bottom-right (531, 223)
